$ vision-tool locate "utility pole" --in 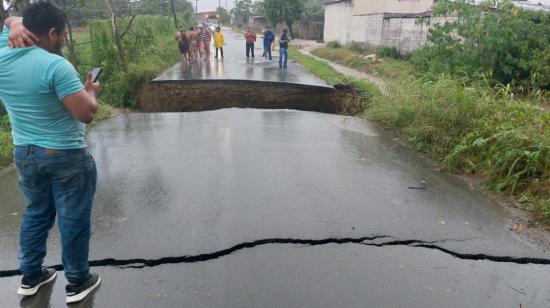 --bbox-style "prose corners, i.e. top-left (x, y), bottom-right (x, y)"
top-left (194, 0), bottom-right (198, 24)
top-left (218, 0), bottom-right (221, 26)
top-left (169, 0), bottom-right (178, 28)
